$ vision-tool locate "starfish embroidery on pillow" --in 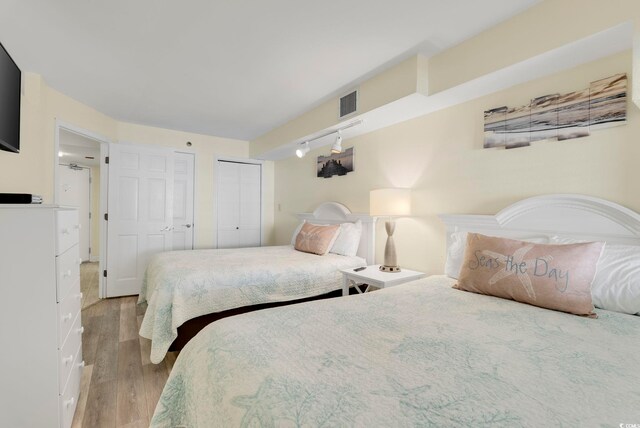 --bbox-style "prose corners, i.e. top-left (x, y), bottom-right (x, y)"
top-left (481, 245), bottom-right (553, 300)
